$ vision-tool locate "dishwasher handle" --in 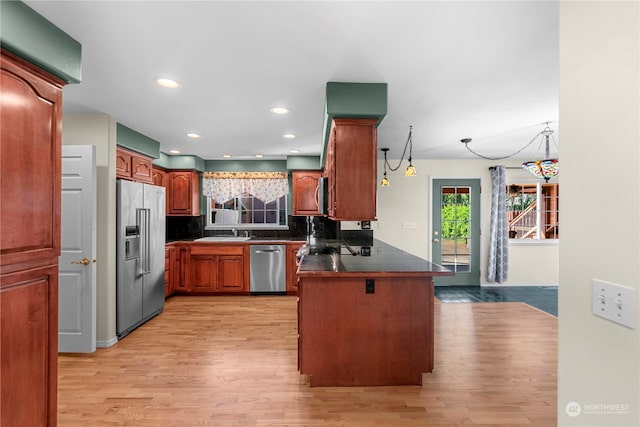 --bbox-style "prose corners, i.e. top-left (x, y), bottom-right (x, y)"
top-left (254, 249), bottom-right (282, 254)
